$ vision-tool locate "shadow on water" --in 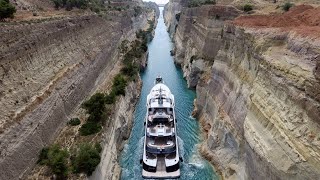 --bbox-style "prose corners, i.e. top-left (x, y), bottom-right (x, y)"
top-left (120, 7), bottom-right (219, 180)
